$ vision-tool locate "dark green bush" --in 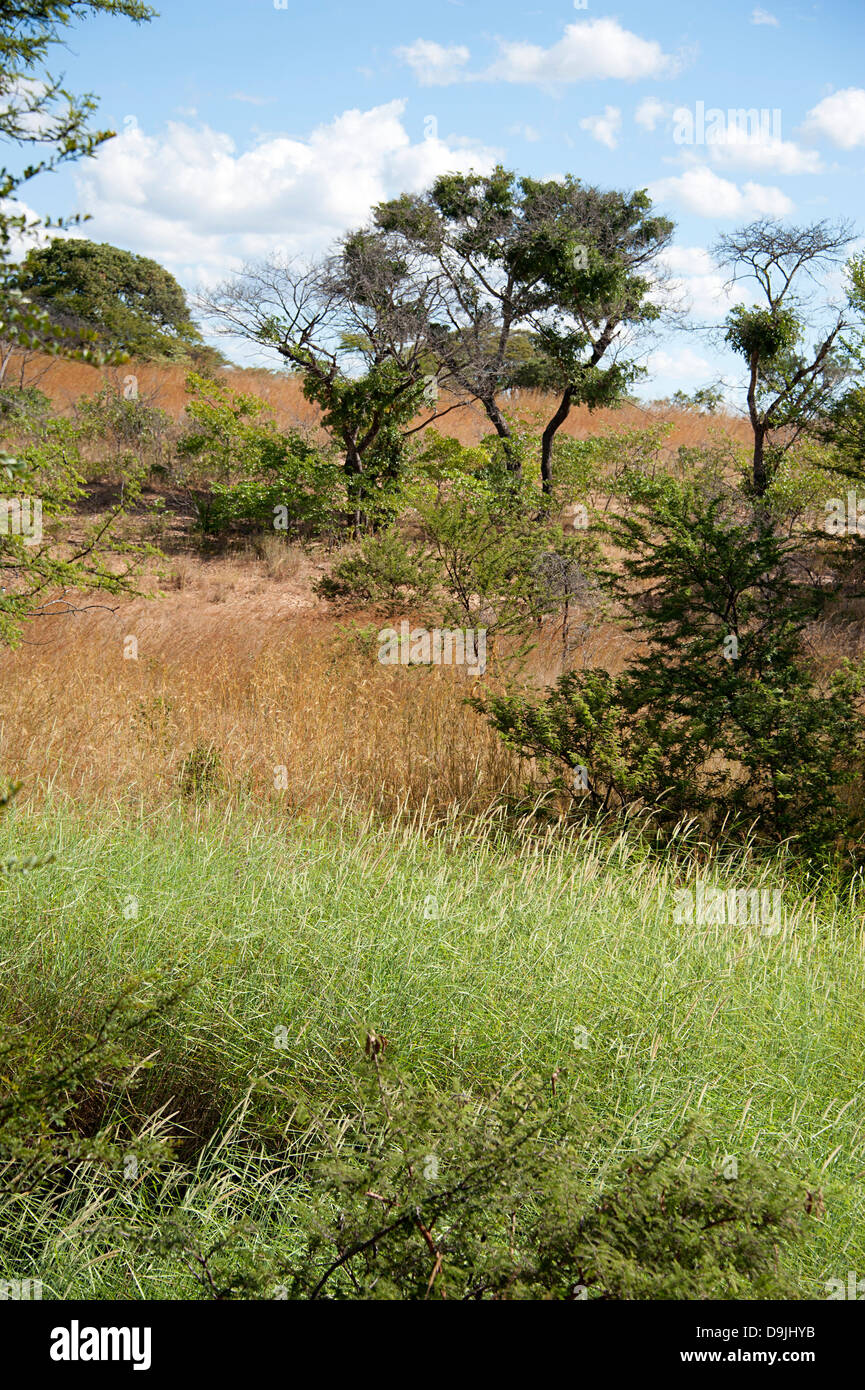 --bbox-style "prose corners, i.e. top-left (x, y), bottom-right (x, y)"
top-left (281, 1057), bottom-right (814, 1300)
top-left (478, 474), bottom-right (865, 855)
